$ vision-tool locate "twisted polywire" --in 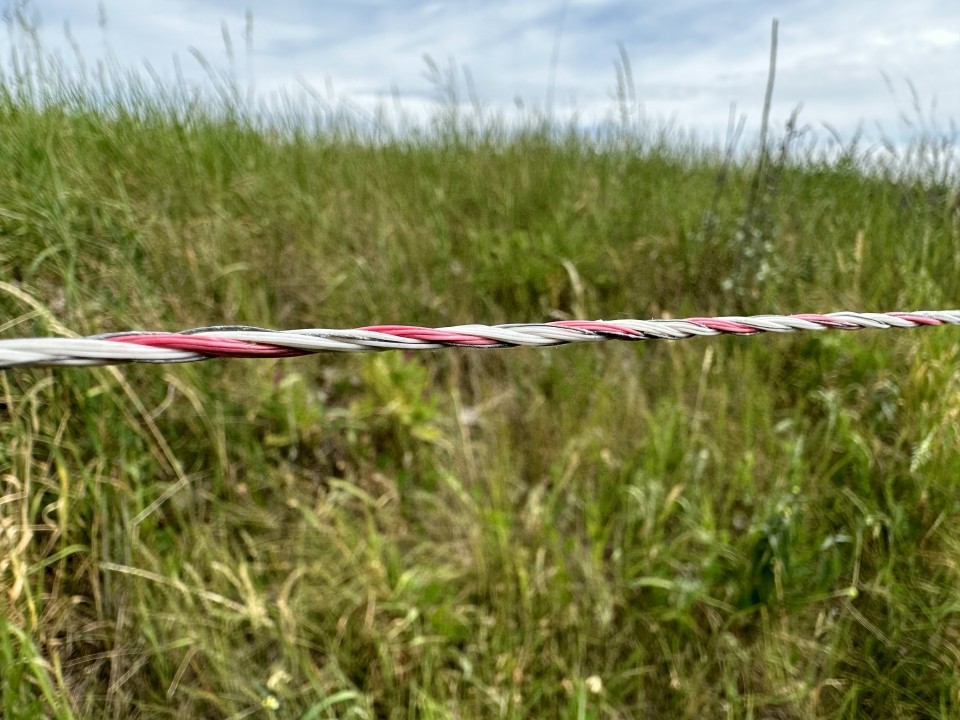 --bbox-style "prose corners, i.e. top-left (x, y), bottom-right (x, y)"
top-left (1, 310), bottom-right (957, 369)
